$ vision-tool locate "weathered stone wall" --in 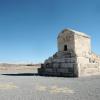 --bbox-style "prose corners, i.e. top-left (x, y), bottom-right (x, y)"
top-left (77, 52), bottom-right (100, 77)
top-left (74, 34), bottom-right (91, 58)
top-left (57, 30), bottom-right (75, 52)
top-left (78, 63), bottom-right (100, 76)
